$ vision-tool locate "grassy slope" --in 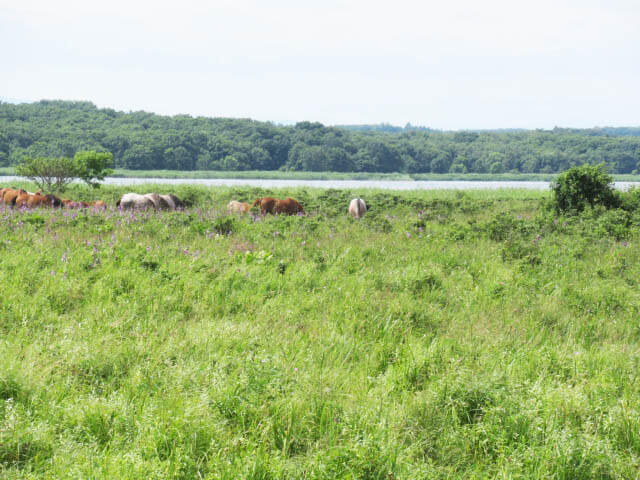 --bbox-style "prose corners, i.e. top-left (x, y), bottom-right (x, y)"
top-left (1, 185), bottom-right (639, 479)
